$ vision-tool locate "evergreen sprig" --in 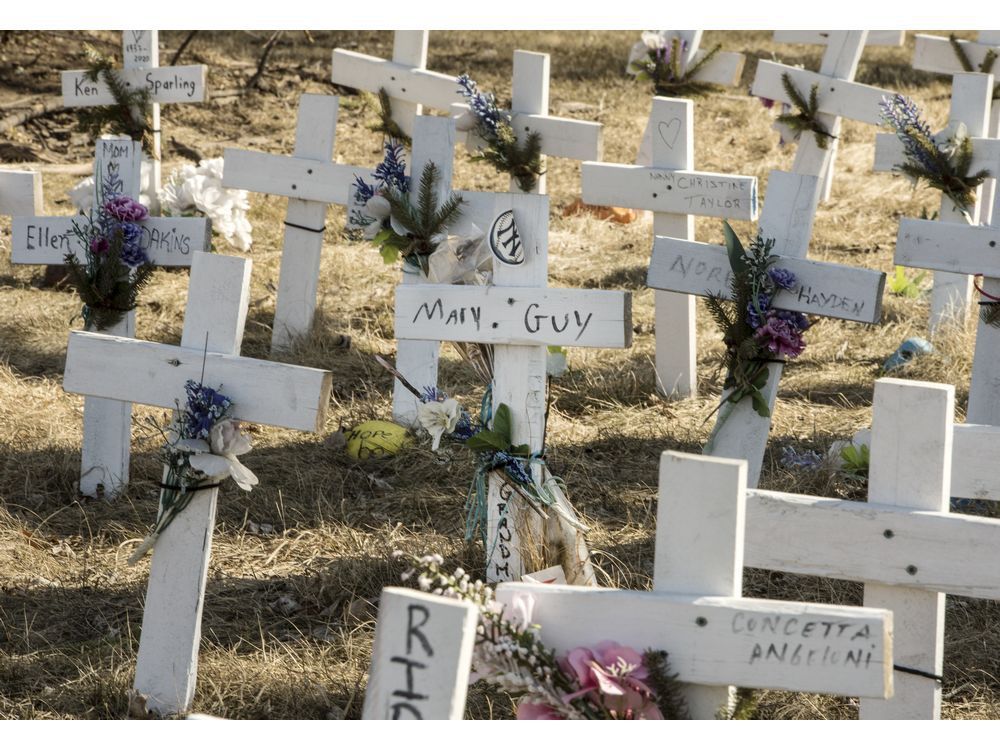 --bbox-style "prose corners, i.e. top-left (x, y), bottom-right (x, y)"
top-left (631, 39), bottom-right (723, 97)
top-left (775, 72), bottom-right (836, 149)
top-left (76, 46), bottom-right (153, 153)
top-left (368, 87), bottom-right (412, 147)
top-left (63, 250), bottom-right (155, 331)
top-left (376, 161), bottom-right (463, 273)
top-left (642, 650), bottom-right (690, 720)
